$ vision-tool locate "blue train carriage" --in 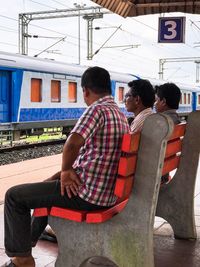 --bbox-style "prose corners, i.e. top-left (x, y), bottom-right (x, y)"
top-left (0, 51), bottom-right (135, 140)
top-left (175, 82), bottom-right (199, 117)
